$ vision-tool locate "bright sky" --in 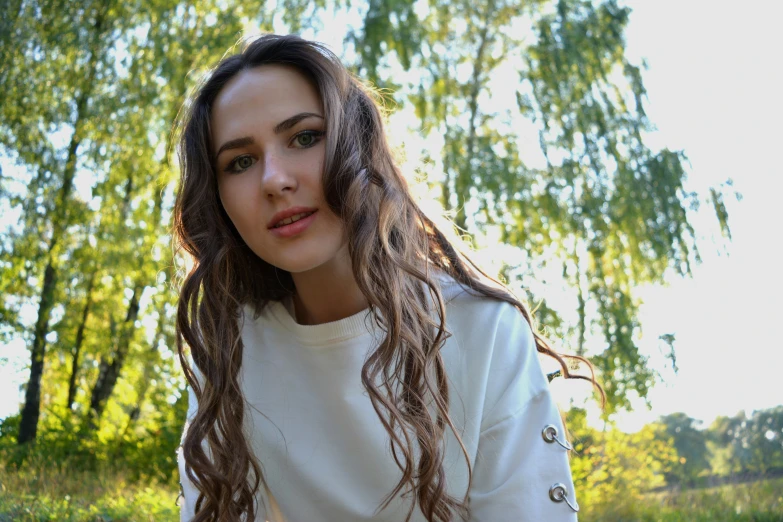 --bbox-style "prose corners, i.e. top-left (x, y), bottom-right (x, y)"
top-left (1, 0), bottom-right (781, 431)
top-left (609, 0), bottom-right (783, 430)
